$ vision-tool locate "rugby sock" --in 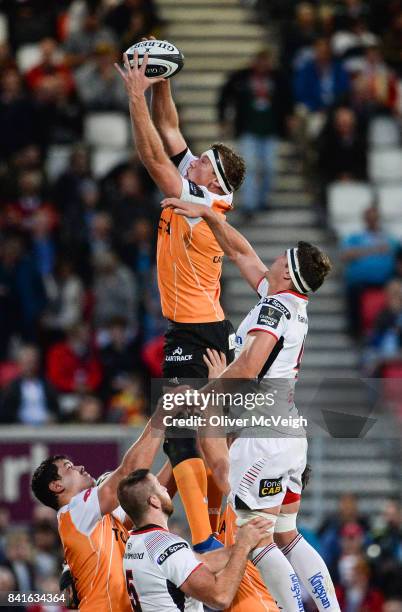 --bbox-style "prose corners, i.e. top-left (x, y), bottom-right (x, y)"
top-left (252, 543), bottom-right (305, 611)
top-left (172, 458), bottom-right (211, 545)
top-left (282, 534), bottom-right (341, 611)
top-left (206, 469), bottom-right (222, 532)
